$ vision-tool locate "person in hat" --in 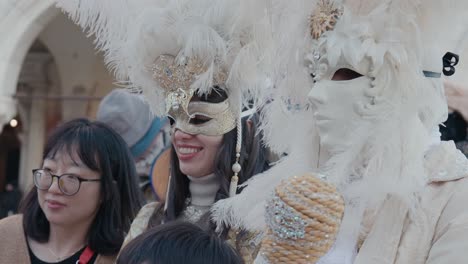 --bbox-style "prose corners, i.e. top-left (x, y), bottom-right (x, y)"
top-left (97, 89), bottom-right (171, 201)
